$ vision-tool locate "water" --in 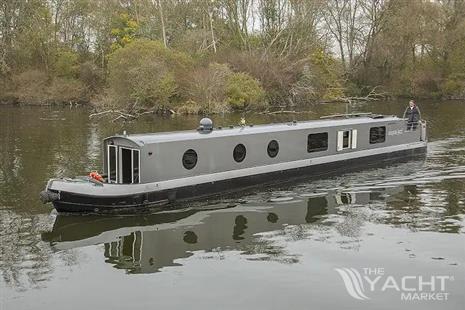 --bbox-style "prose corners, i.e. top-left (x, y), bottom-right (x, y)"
top-left (1, 101), bottom-right (464, 310)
